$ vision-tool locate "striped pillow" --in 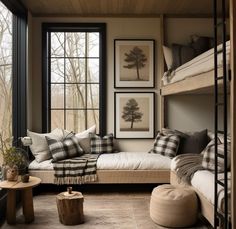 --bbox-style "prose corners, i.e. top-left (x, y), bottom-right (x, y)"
top-left (202, 137), bottom-right (231, 172)
top-left (90, 133), bottom-right (114, 154)
top-left (150, 132), bottom-right (180, 158)
top-left (46, 135), bottom-right (84, 162)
